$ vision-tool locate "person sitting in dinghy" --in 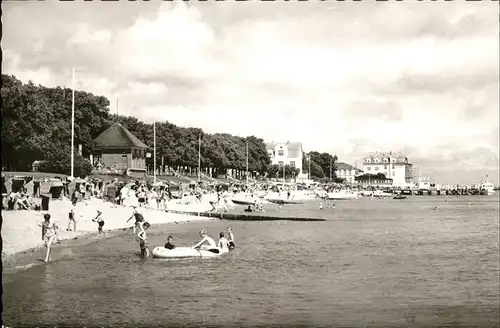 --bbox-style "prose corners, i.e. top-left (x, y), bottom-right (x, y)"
top-left (164, 235), bottom-right (175, 249)
top-left (192, 229), bottom-right (217, 250)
